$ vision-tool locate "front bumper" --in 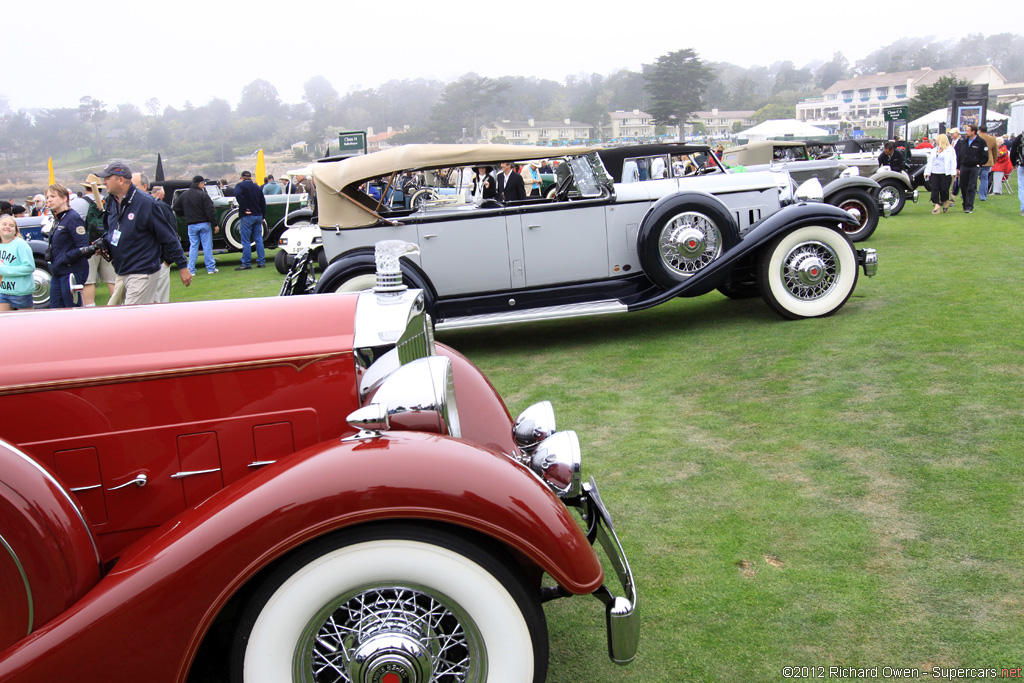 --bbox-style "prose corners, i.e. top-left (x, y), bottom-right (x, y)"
top-left (857, 248), bottom-right (878, 278)
top-left (571, 477), bottom-right (639, 664)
